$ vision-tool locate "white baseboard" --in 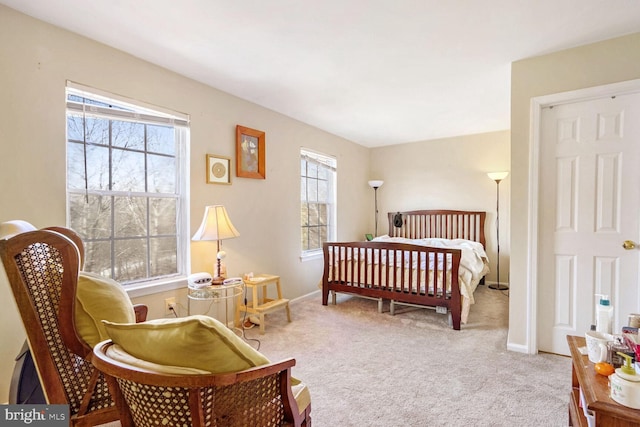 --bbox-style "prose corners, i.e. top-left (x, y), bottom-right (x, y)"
top-left (507, 341), bottom-right (532, 354)
top-left (290, 289), bottom-right (321, 304)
